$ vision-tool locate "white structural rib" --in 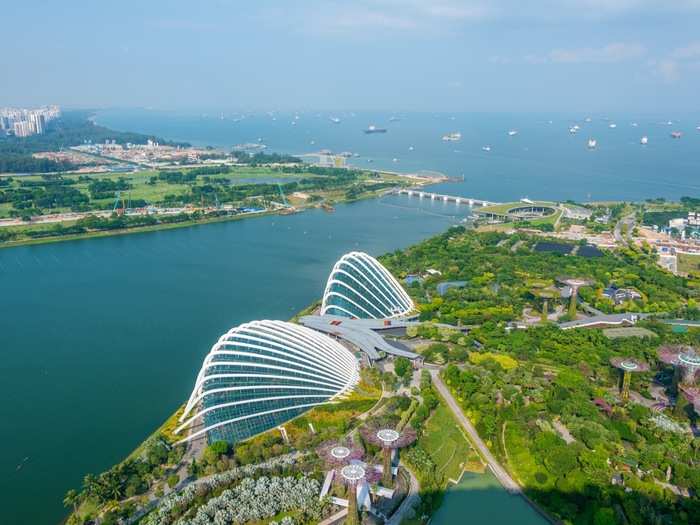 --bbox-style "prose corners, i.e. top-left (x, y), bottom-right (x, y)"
top-left (321, 251), bottom-right (414, 319)
top-left (176, 320), bottom-right (359, 444)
